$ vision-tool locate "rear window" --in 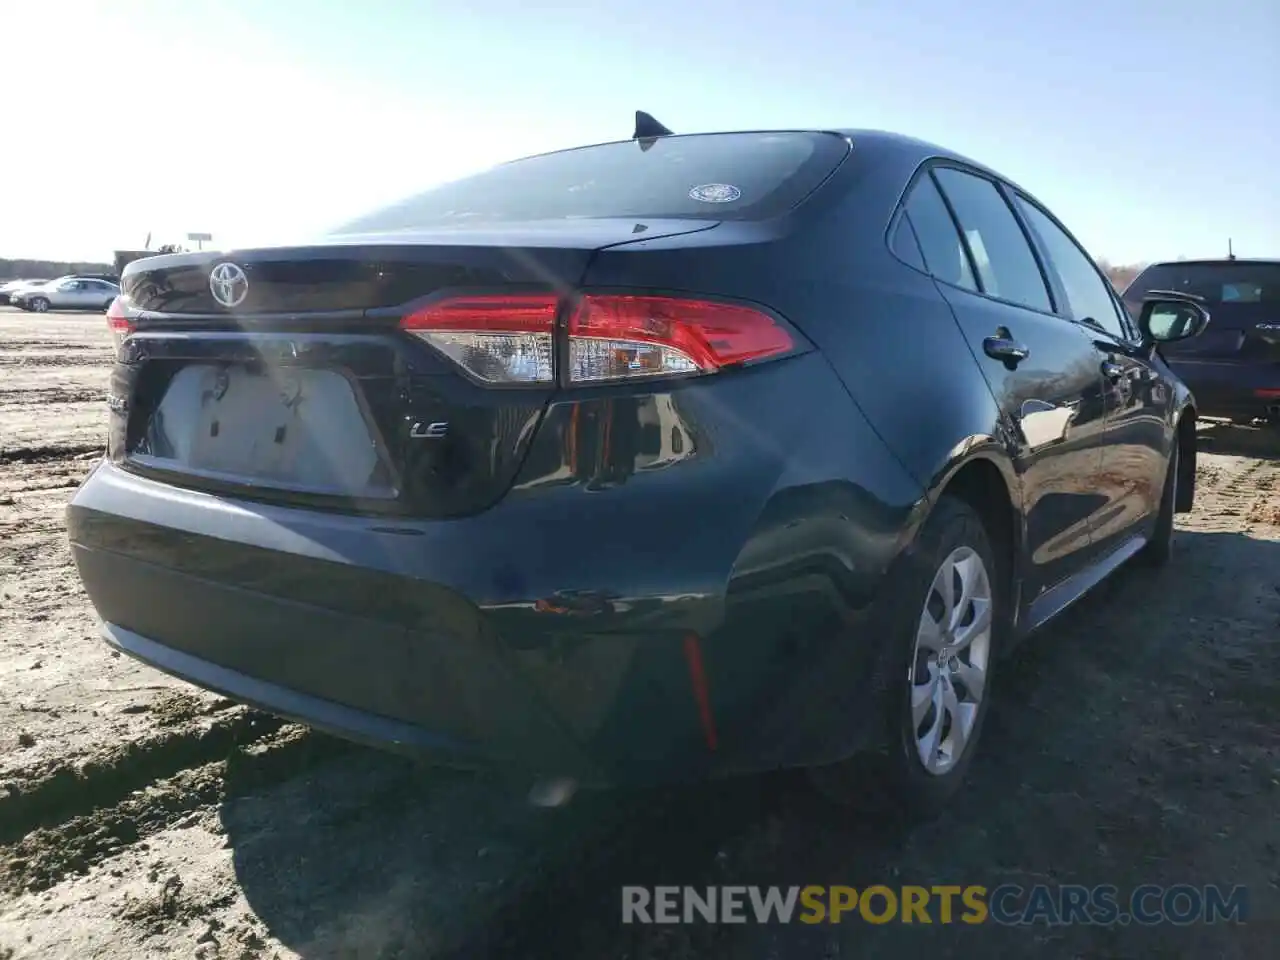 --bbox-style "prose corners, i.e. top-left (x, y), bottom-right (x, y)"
top-left (1125, 262), bottom-right (1280, 305)
top-left (334, 132), bottom-right (850, 233)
